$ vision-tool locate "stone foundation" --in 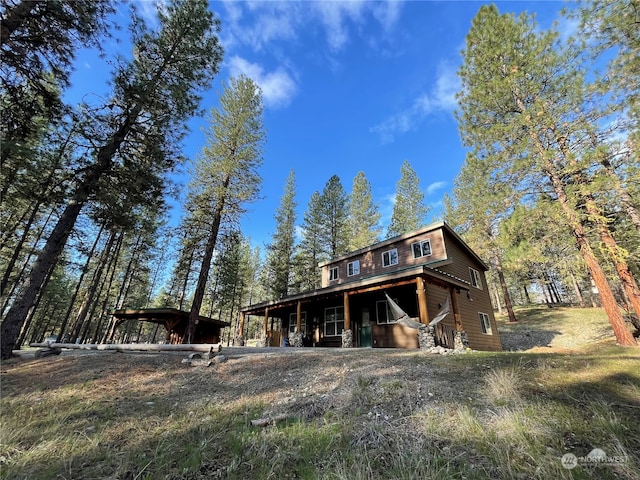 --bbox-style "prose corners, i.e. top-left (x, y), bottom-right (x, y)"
top-left (289, 331), bottom-right (304, 347)
top-left (453, 330), bottom-right (469, 351)
top-left (233, 335), bottom-right (245, 346)
top-left (419, 325), bottom-right (469, 355)
top-left (341, 329), bottom-right (353, 348)
top-left (418, 325), bottom-right (436, 350)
